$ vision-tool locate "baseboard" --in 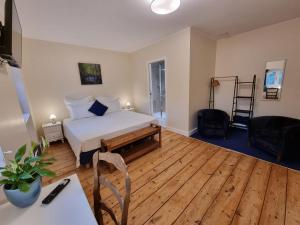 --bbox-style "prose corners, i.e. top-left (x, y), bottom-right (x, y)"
top-left (188, 128), bottom-right (198, 136)
top-left (167, 126), bottom-right (198, 137)
top-left (167, 126), bottom-right (190, 136)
